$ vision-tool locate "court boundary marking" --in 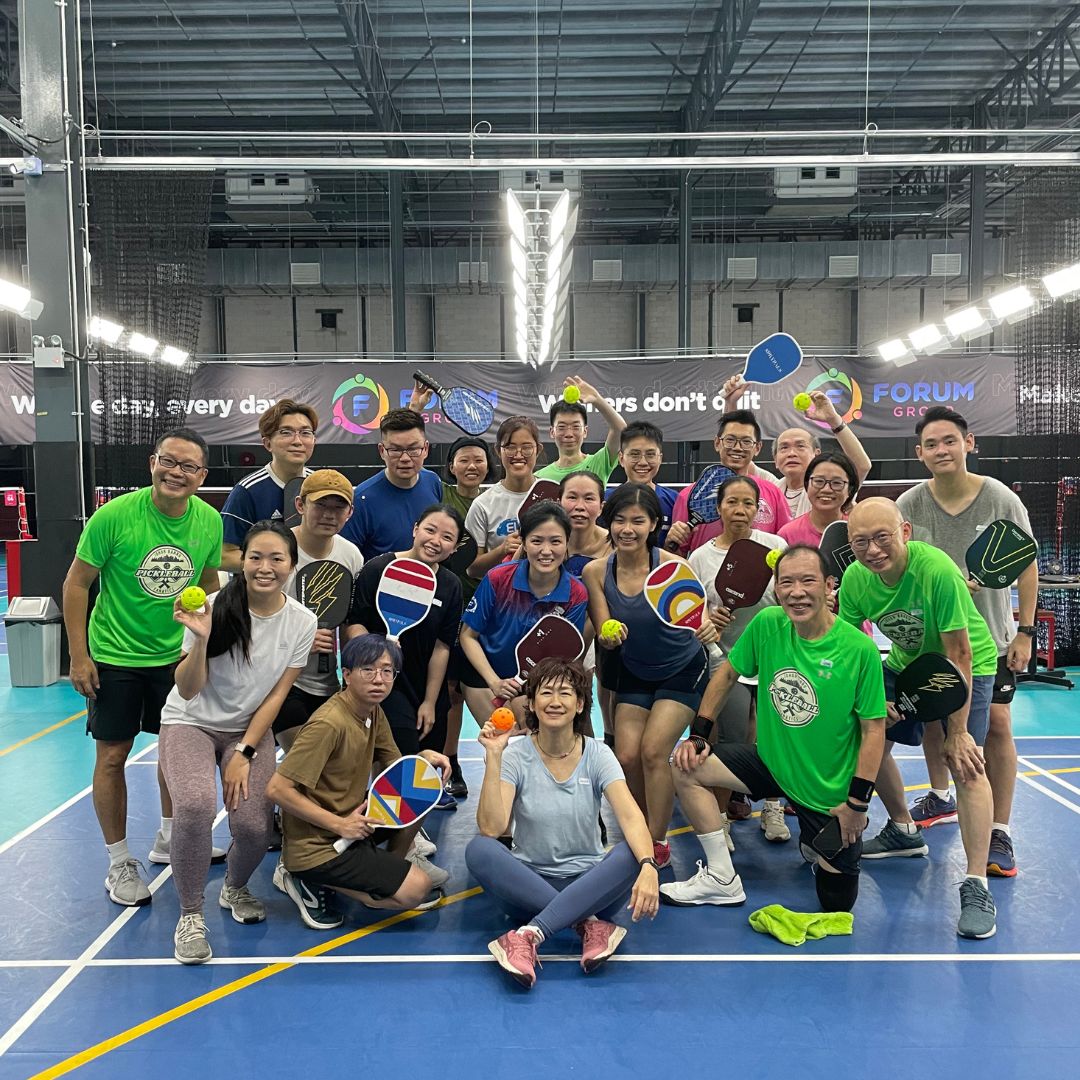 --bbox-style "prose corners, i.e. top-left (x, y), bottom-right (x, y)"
top-left (0, 709), bottom-right (87, 758)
